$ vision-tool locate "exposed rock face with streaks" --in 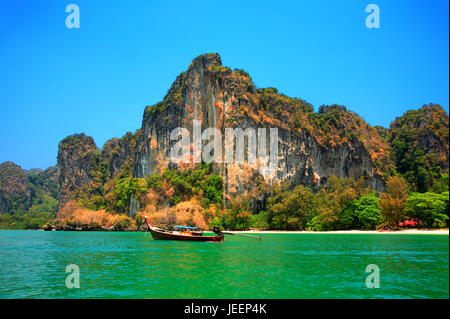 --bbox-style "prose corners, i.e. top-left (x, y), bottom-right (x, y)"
top-left (101, 131), bottom-right (141, 179)
top-left (131, 53), bottom-right (387, 215)
top-left (57, 133), bottom-right (101, 210)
